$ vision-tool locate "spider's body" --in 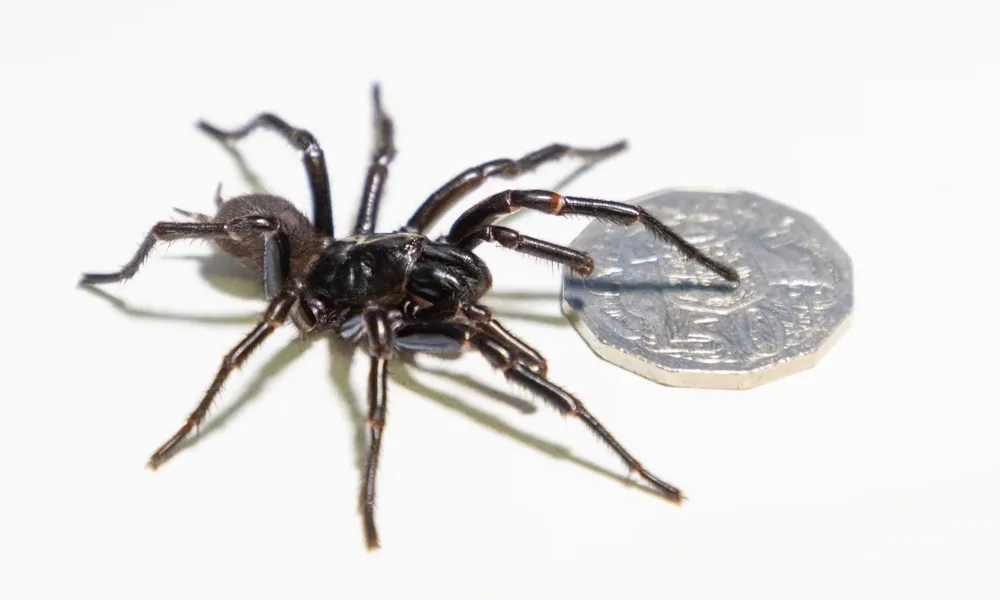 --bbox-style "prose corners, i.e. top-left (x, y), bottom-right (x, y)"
top-left (306, 232), bottom-right (490, 320)
top-left (80, 85), bottom-right (739, 550)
